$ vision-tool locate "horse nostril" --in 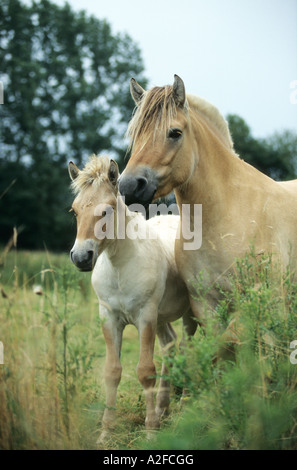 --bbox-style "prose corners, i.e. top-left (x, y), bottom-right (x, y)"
top-left (70, 248), bottom-right (95, 271)
top-left (119, 172), bottom-right (156, 206)
top-left (136, 176), bottom-right (148, 193)
top-left (87, 250), bottom-right (93, 258)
